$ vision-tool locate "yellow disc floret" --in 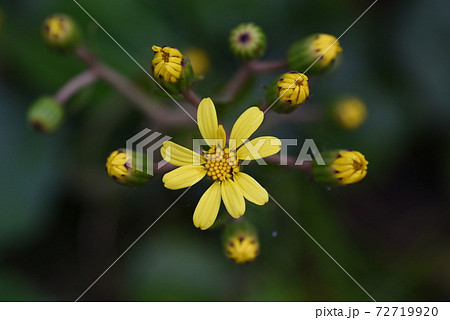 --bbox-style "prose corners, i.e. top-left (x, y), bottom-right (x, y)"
top-left (332, 151), bottom-right (368, 185)
top-left (278, 72), bottom-right (310, 106)
top-left (106, 150), bottom-right (131, 181)
top-left (152, 45), bottom-right (183, 83)
top-left (204, 147), bottom-right (239, 181)
top-left (312, 34), bottom-right (342, 67)
top-left (226, 235), bottom-right (260, 264)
